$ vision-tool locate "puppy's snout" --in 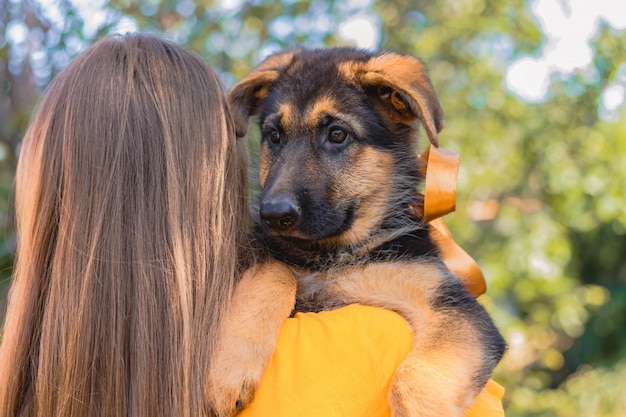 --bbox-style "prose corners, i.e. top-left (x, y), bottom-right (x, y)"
top-left (260, 196), bottom-right (300, 230)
